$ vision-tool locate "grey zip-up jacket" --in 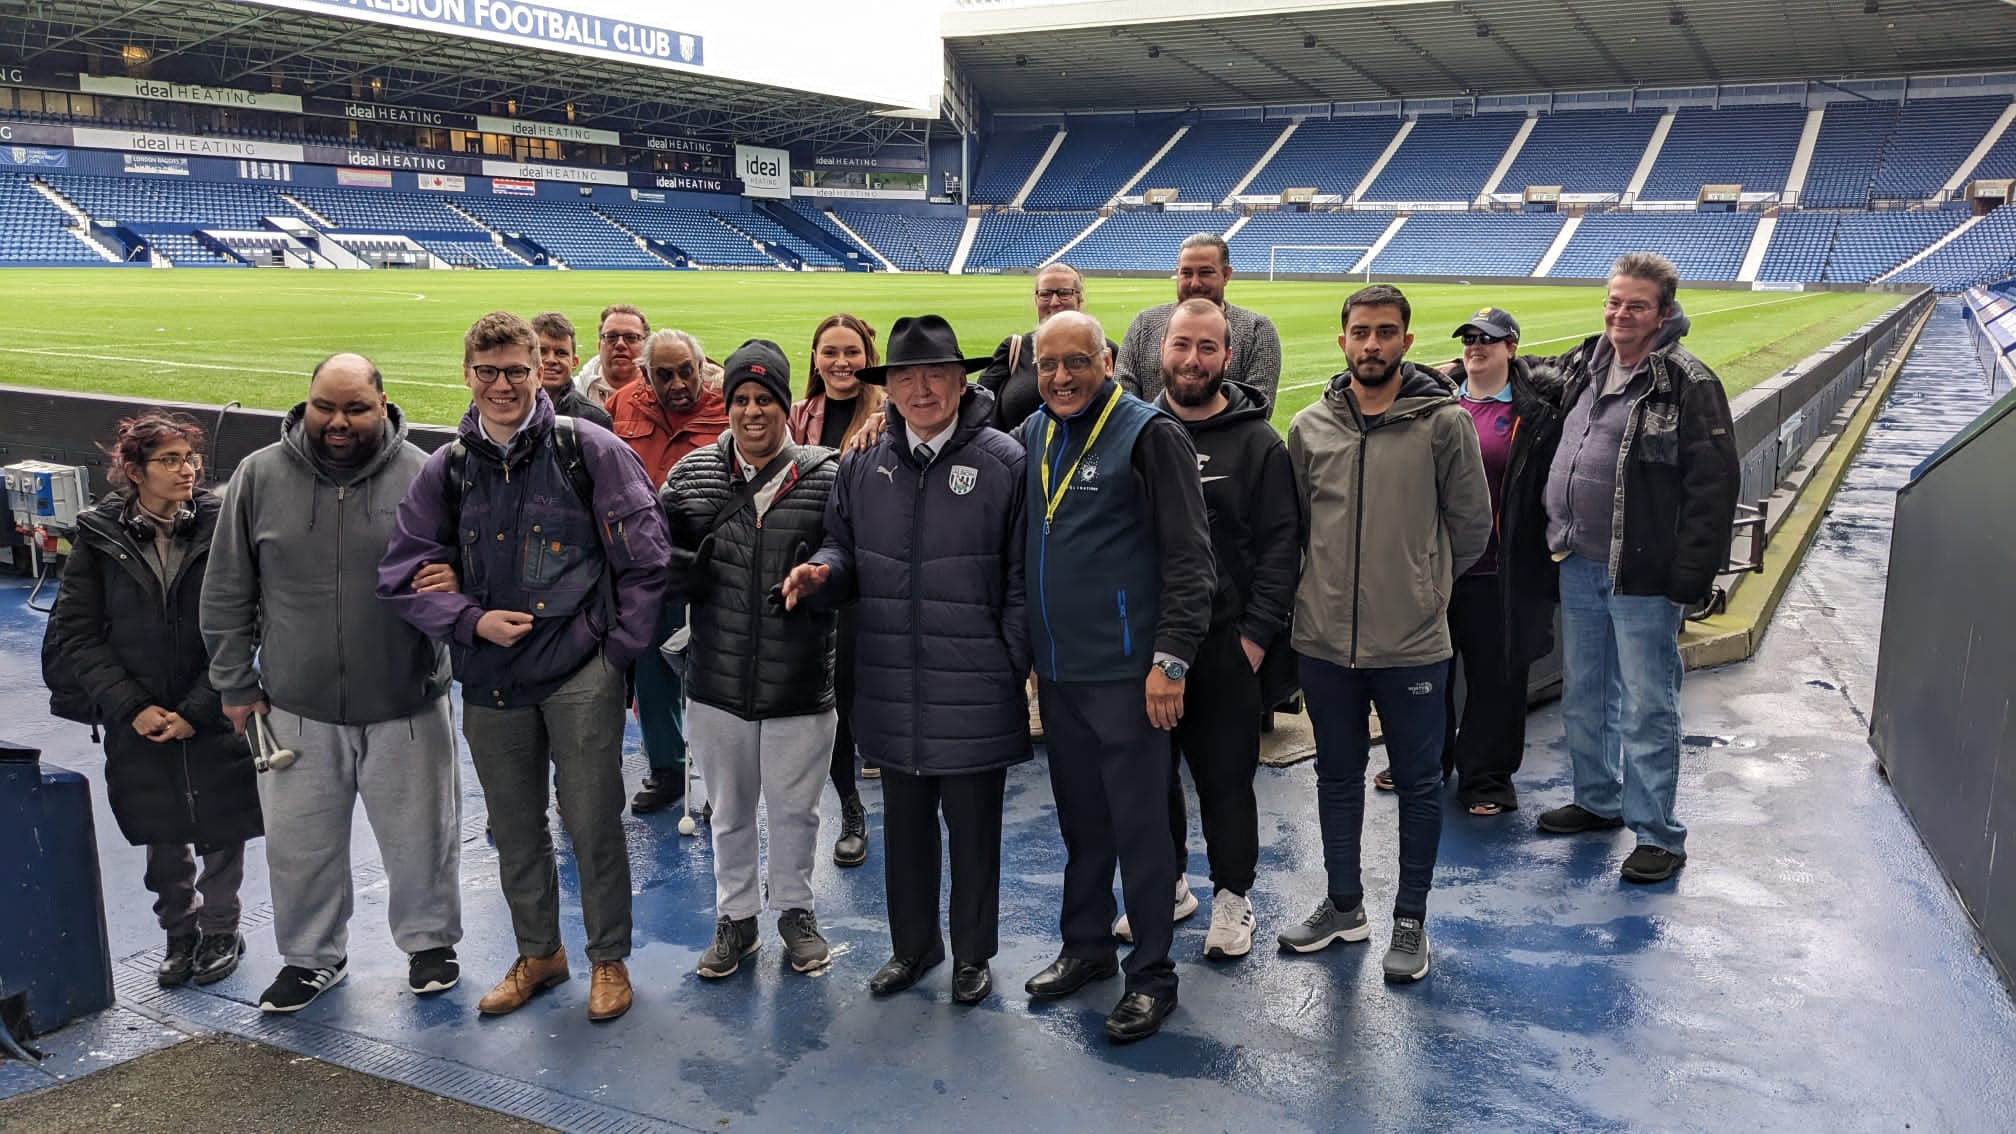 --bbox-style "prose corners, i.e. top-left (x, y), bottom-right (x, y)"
top-left (202, 404), bottom-right (452, 725)
top-left (1287, 362), bottom-right (1493, 670)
